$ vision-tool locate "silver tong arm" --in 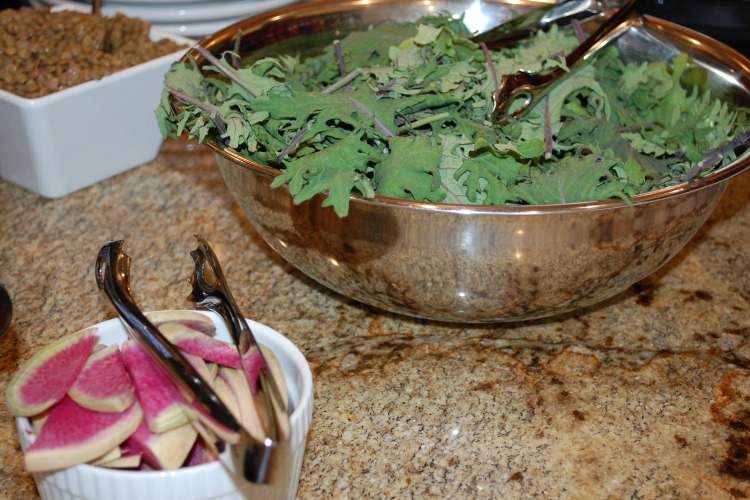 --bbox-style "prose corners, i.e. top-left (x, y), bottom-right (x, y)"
top-left (95, 240), bottom-right (239, 436)
top-left (187, 235), bottom-right (292, 487)
top-left (492, 0), bottom-right (642, 123)
top-left (471, 0), bottom-right (609, 49)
